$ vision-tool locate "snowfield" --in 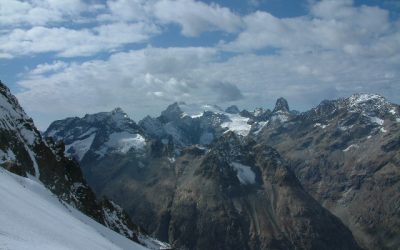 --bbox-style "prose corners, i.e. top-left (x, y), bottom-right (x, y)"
top-left (0, 168), bottom-right (147, 250)
top-left (221, 114), bottom-right (251, 136)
